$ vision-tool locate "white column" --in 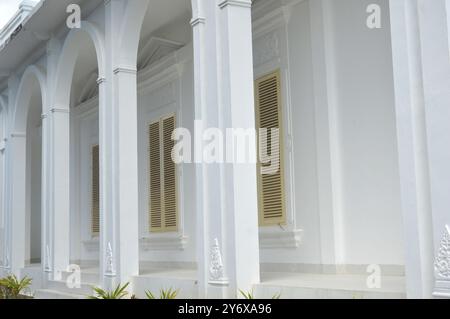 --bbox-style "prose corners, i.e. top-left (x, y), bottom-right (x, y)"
top-left (112, 67), bottom-right (140, 283)
top-left (0, 104), bottom-right (6, 274)
top-left (389, 0), bottom-right (435, 298)
top-left (191, 0), bottom-right (209, 298)
top-left (308, 0), bottom-right (344, 267)
top-left (416, 0), bottom-right (450, 298)
top-left (218, 0), bottom-right (260, 295)
top-left (40, 113), bottom-right (51, 274)
top-left (50, 107), bottom-right (70, 275)
top-left (192, 0), bottom-right (260, 298)
top-left (100, 0), bottom-right (140, 287)
top-left (9, 133), bottom-right (27, 274)
top-left (44, 38), bottom-right (60, 276)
